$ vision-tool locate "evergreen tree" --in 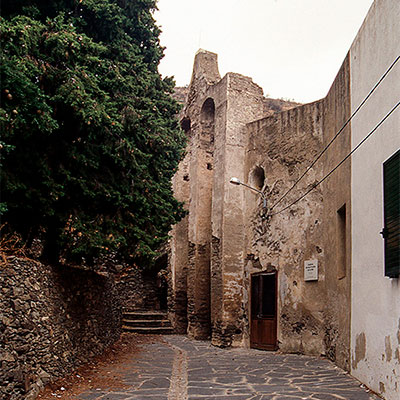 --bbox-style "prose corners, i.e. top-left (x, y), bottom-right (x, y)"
top-left (0, 0), bottom-right (186, 266)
